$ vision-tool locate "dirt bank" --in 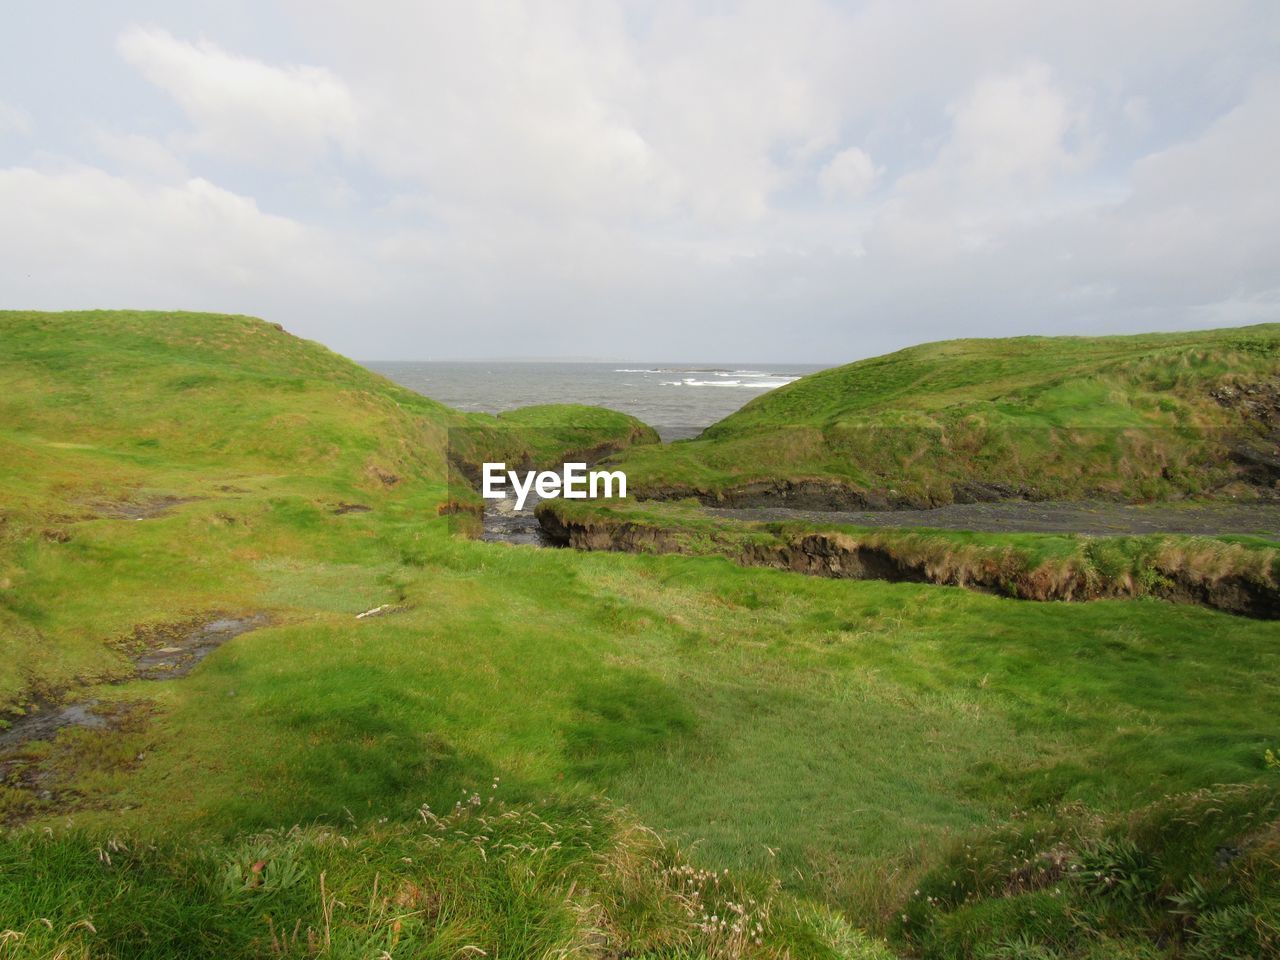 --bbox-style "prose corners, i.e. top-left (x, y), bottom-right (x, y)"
top-left (537, 506), bottom-right (1280, 619)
